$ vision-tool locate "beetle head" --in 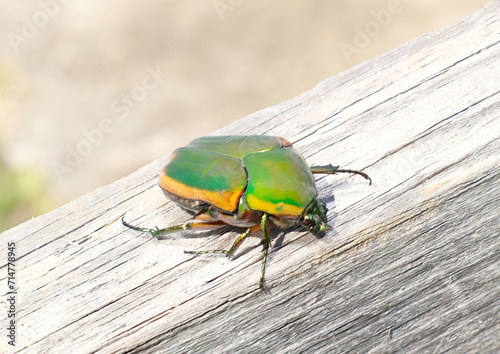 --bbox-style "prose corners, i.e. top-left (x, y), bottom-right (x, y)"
top-left (301, 198), bottom-right (332, 236)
